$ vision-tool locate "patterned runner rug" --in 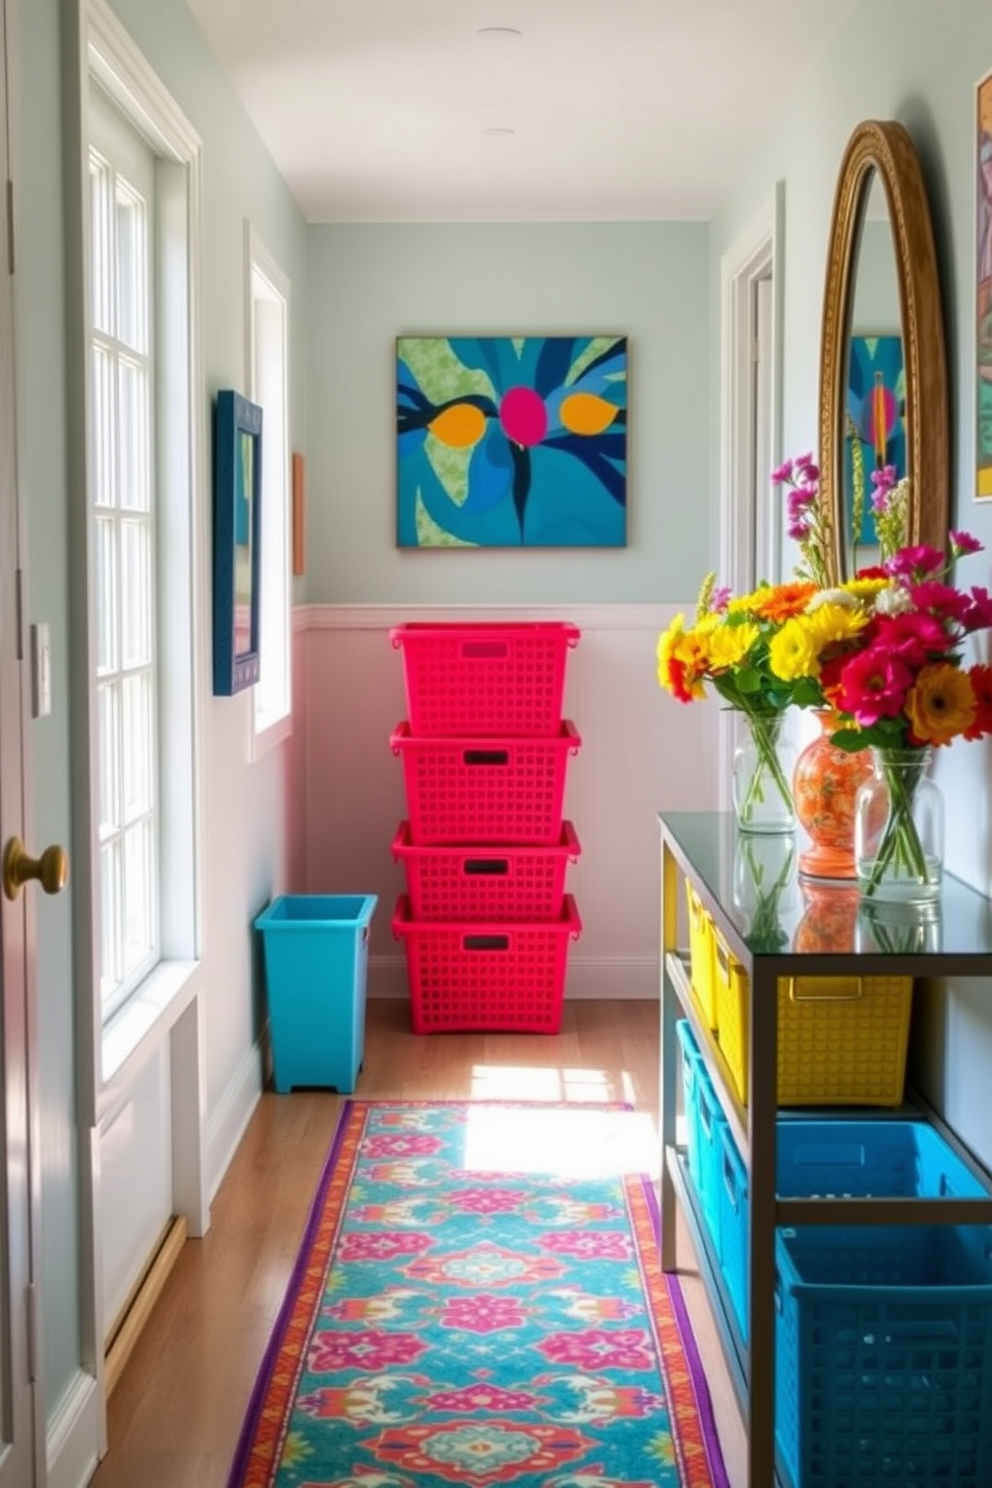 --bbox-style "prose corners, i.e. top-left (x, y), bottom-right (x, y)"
top-left (227, 1100), bottom-right (729, 1488)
